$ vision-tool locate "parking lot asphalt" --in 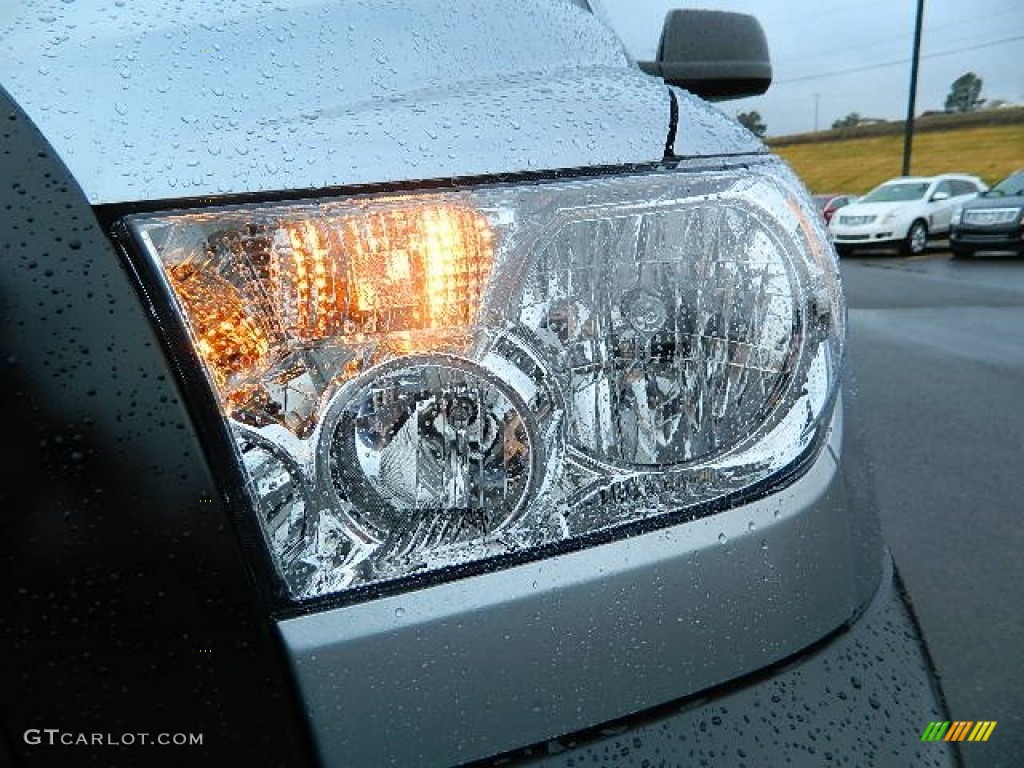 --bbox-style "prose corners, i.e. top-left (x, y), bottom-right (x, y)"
top-left (841, 243), bottom-right (1024, 768)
